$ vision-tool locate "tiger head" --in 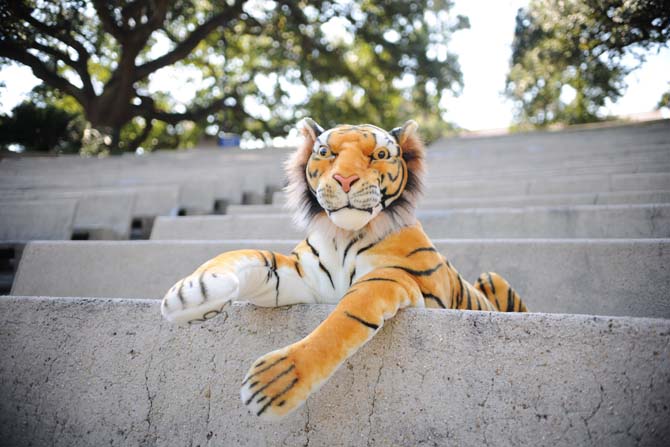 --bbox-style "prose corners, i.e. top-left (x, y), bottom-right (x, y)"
top-left (286, 118), bottom-right (425, 235)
